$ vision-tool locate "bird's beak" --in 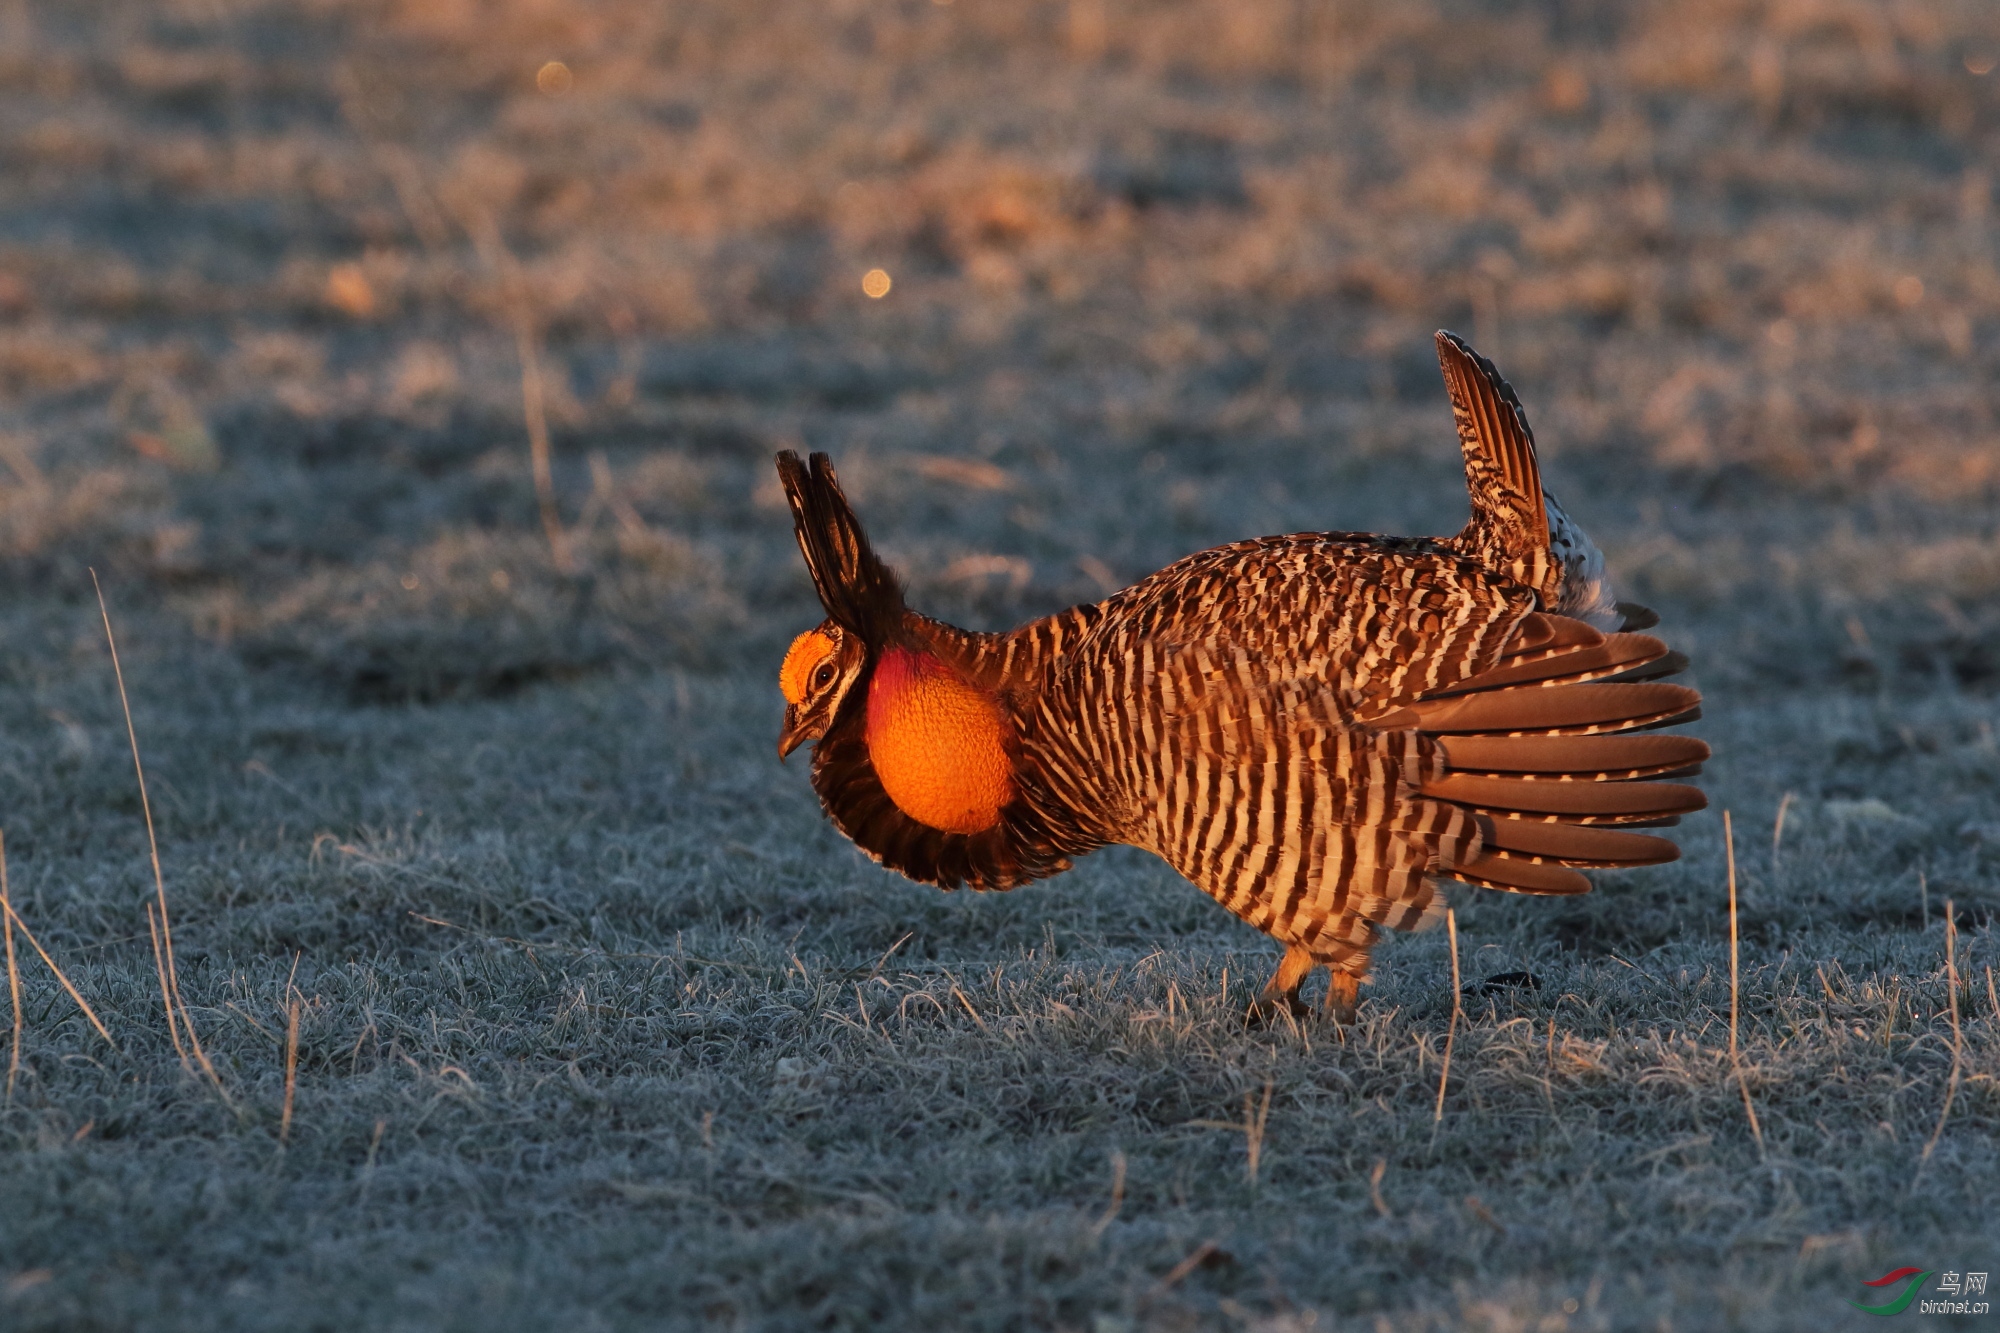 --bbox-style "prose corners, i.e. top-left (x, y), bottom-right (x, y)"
top-left (777, 706), bottom-right (810, 761)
